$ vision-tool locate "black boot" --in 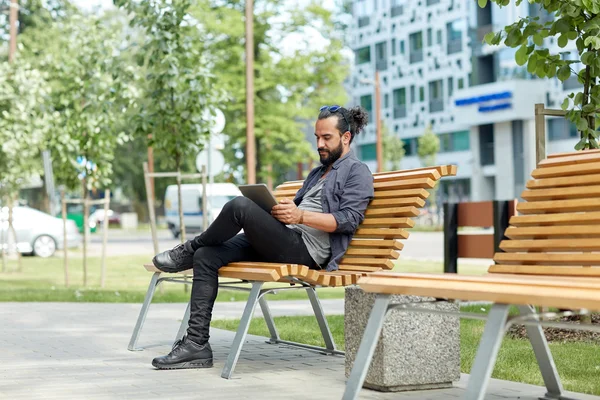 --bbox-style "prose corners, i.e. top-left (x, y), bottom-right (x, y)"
top-left (152, 242), bottom-right (194, 273)
top-left (152, 336), bottom-right (213, 370)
